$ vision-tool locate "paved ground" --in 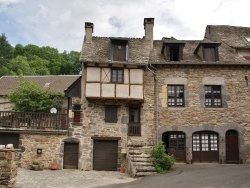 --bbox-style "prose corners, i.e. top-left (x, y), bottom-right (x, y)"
top-left (16, 168), bottom-right (136, 188)
top-left (100, 164), bottom-right (250, 188)
top-left (16, 164), bottom-right (250, 188)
